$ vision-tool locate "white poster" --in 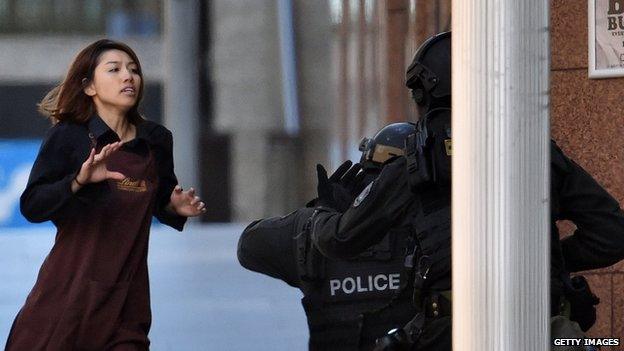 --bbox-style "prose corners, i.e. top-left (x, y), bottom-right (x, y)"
top-left (589, 0), bottom-right (624, 78)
